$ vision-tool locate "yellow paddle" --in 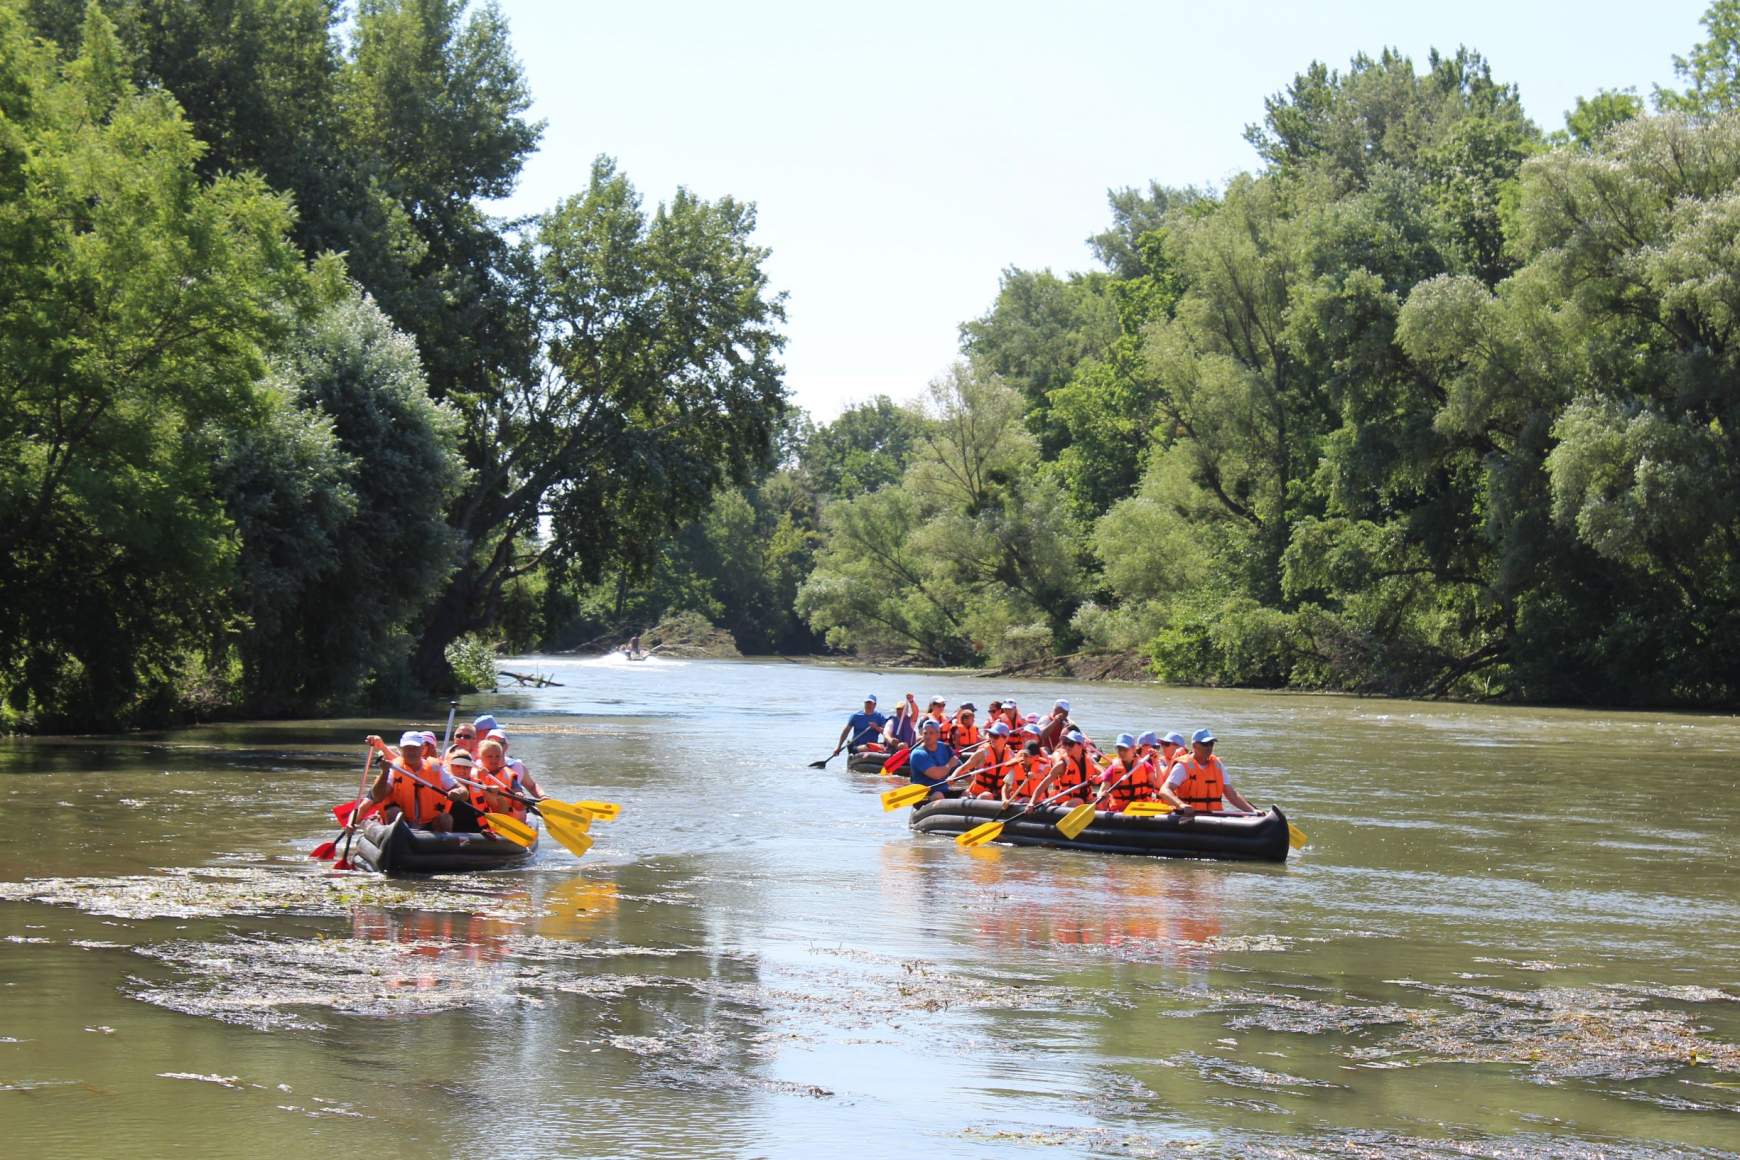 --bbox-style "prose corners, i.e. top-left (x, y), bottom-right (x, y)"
top-left (480, 811), bottom-right (537, 846)
top-left (1054, 800), bottom-right (1098, 840)
top-left (540, 812), bottom-right (594, 858)
top-left (574, 799), bottom-right (622, 822)
top-left (956, 777), bottom-right (1083, 848)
